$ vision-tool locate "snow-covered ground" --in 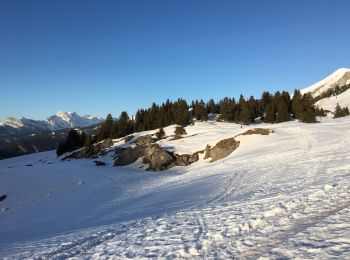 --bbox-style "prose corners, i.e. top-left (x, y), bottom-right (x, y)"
top-left (1, 117), bottom-right (350, 259)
